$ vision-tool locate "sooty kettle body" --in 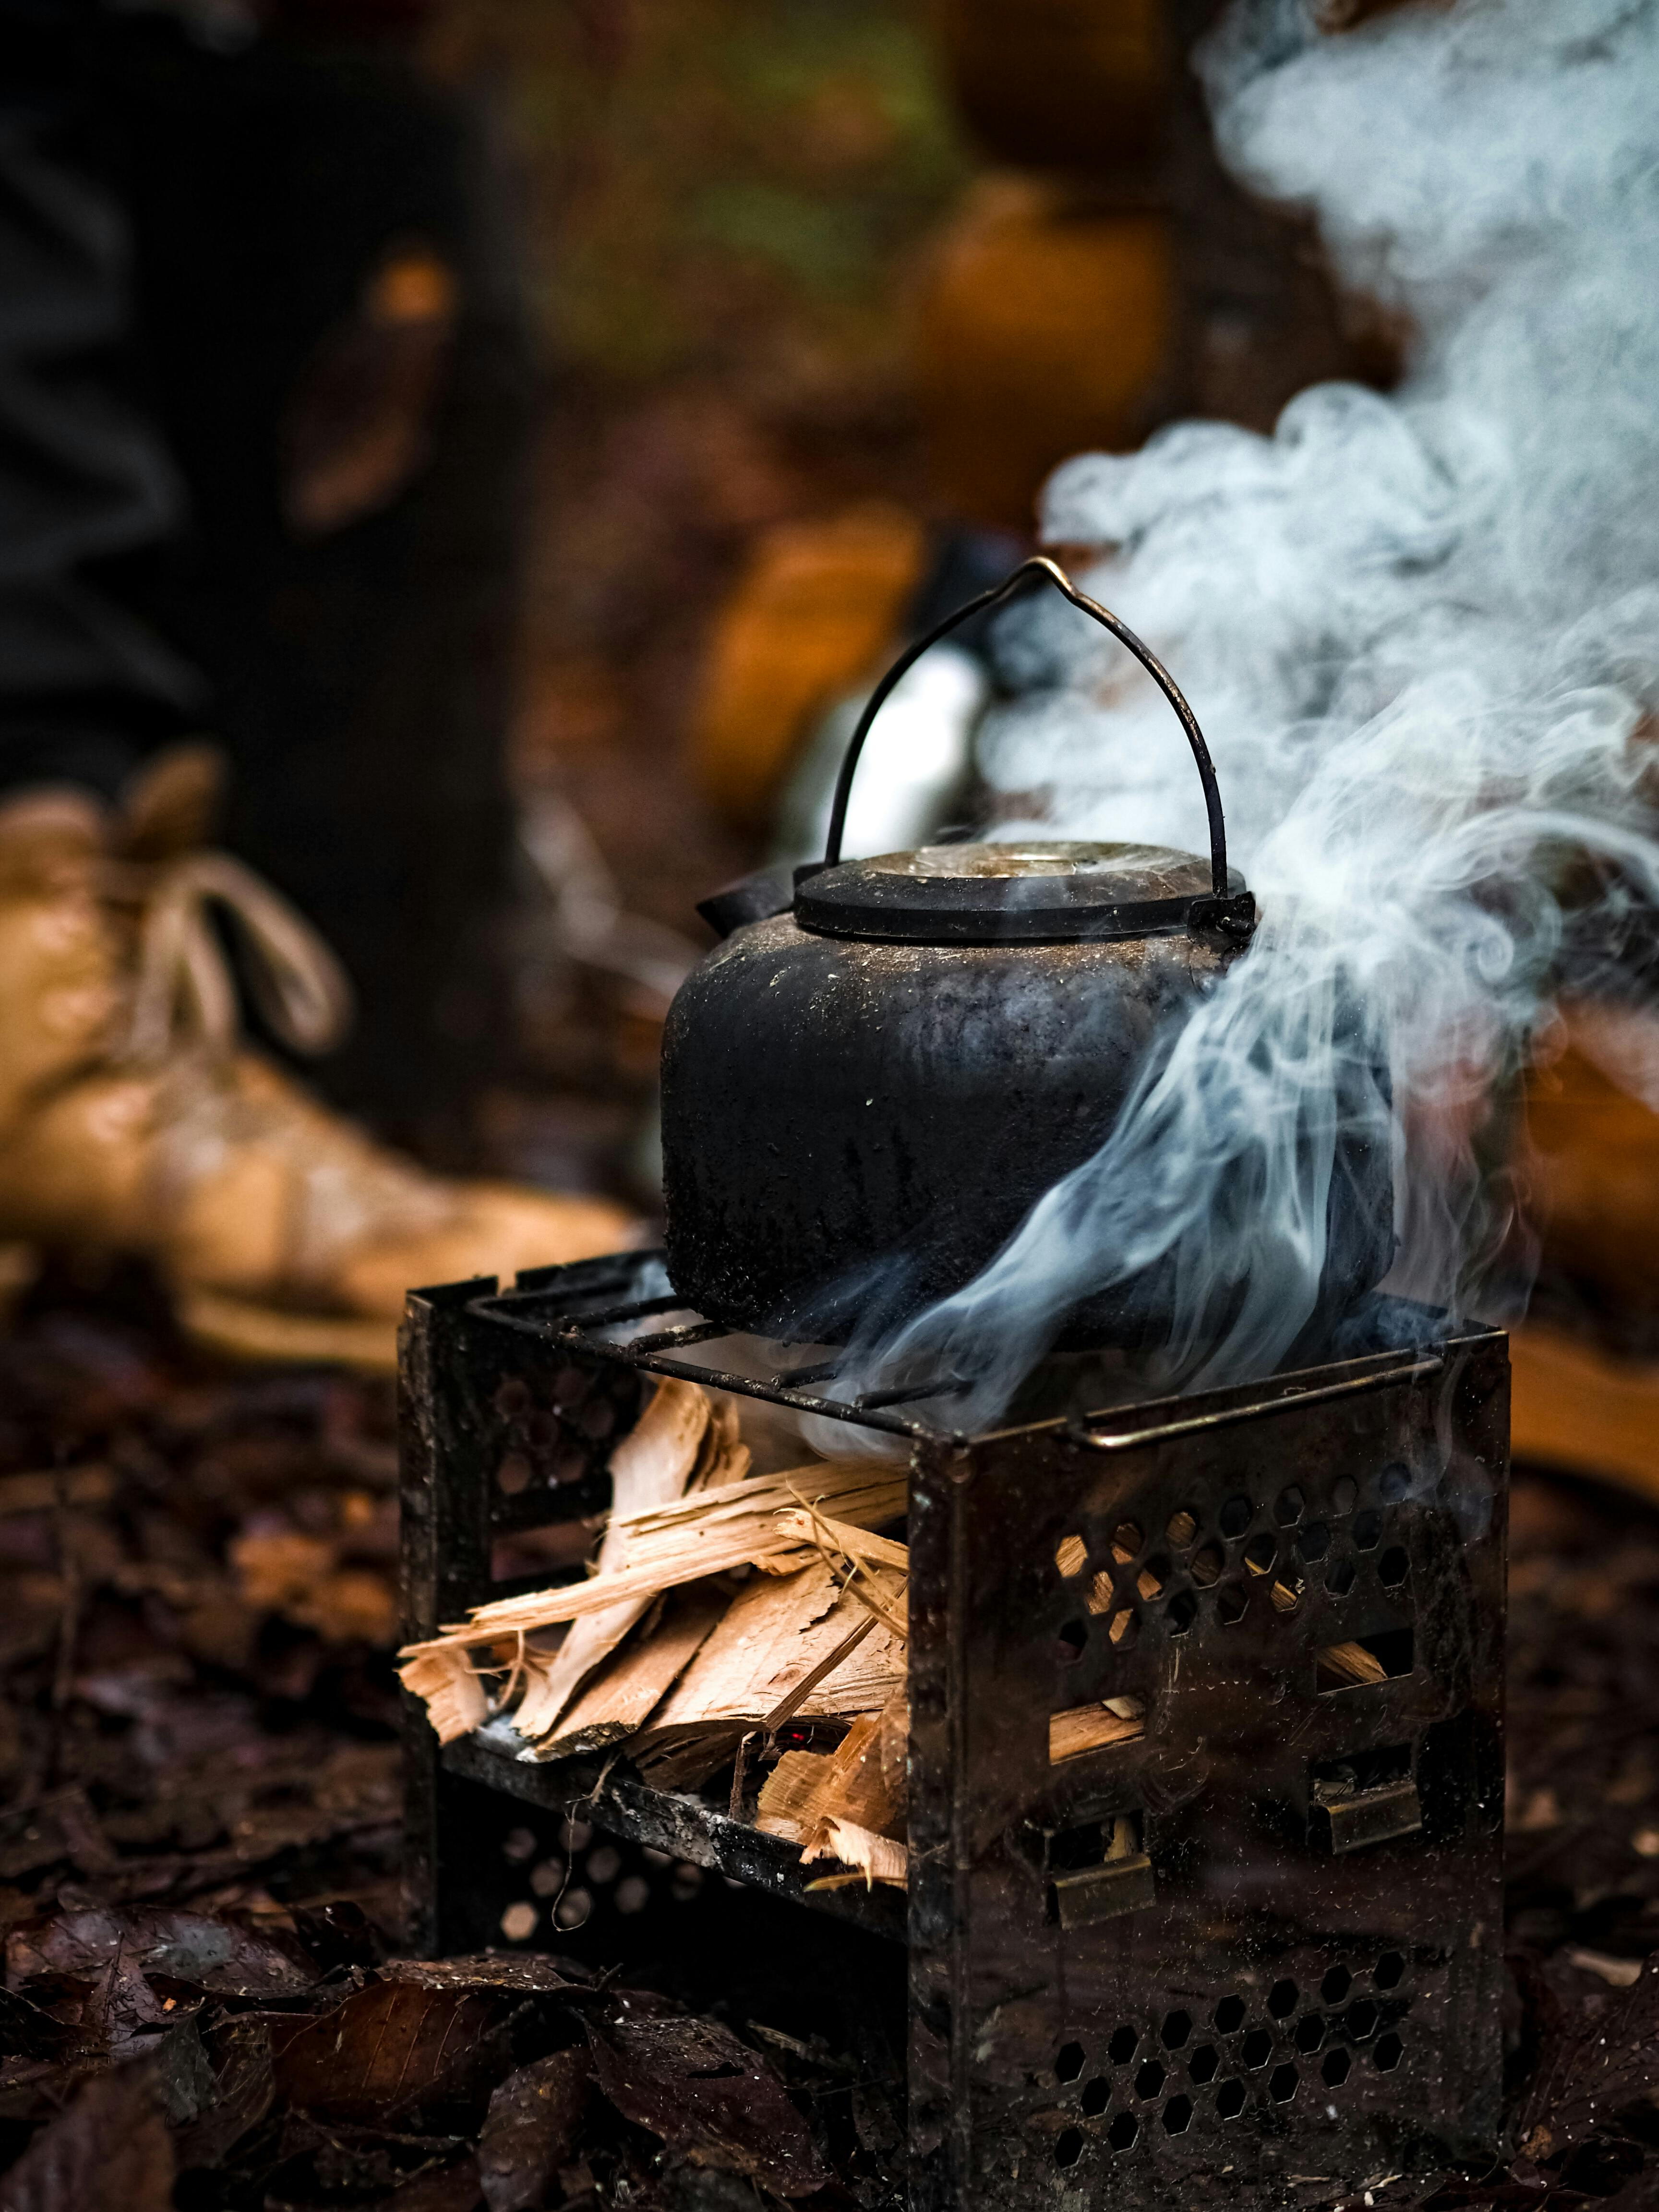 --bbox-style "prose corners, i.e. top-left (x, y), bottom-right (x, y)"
top-left (660, 559), bottom-right (1394, 1346)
